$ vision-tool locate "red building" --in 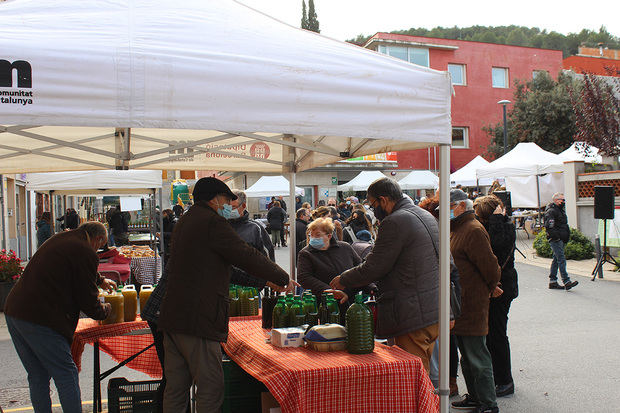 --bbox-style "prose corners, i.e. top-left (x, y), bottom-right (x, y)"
top-left (363, 33), bottom-right (564, 170)
top-left (563, 46), bottom-right (620, 76)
